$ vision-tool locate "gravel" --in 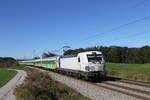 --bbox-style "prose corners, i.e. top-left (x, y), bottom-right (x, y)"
top-left (46, 71), bottom-right (140, 100)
